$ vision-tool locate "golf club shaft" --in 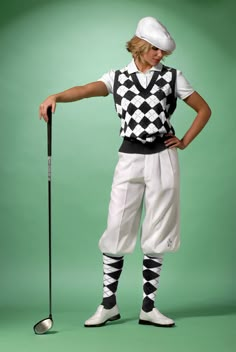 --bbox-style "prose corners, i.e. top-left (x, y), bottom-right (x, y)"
top-left (47, 107), bottom-right (52, 319)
